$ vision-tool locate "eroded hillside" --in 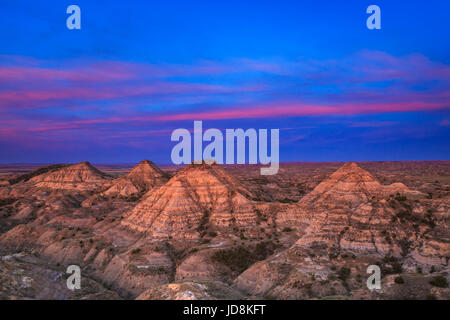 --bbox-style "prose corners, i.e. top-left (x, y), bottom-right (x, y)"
top-left (0, 161), bottom-right (448, 300)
